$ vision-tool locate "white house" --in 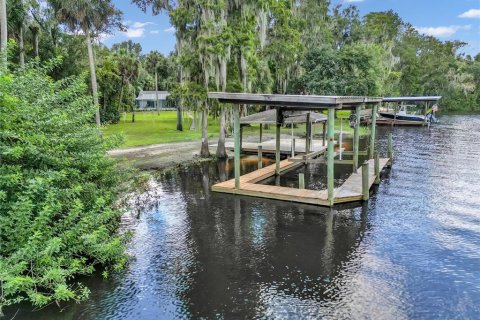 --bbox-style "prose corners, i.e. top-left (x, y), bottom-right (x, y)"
top-left (136, 91), bottom-right (172, 110)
